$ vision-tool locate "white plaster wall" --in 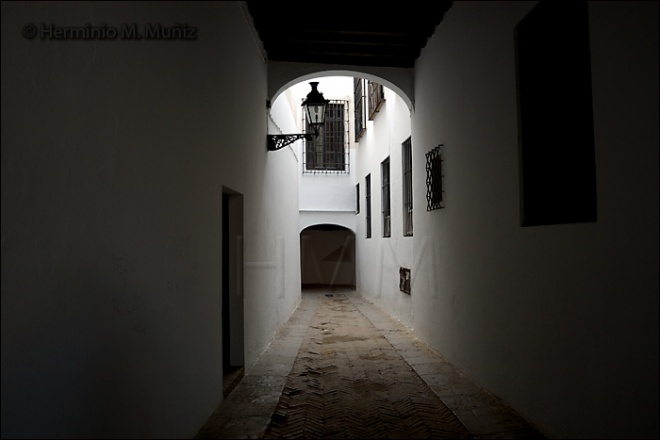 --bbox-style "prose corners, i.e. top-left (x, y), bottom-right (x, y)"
top-left (1, 2), bottom-right (301, 438)
top-left (300, 173), bottom-right (356, 212)
top-left (354, 87), bottom-right (414, 327)
top-left (412, 1), bottom-right (659, 438)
